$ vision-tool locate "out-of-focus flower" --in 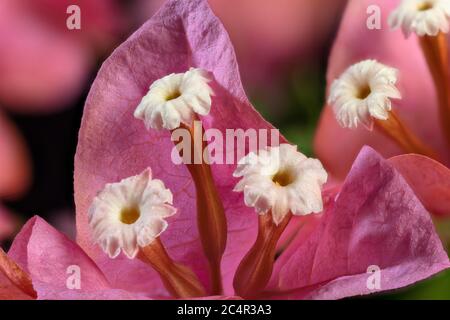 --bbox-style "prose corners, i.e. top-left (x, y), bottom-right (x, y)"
top-left (0, 110), bottom-right (29, 242)
top-left (0, 204), bottom-right (16, 243)
top-left (47, 208), bottom-right (77, 241)
top-left (137, 0), bottom-right (347, 88)
top-left (0, 111), bottom-right (30, 199)
top-left (0, 0), bottom-right (126, 230)
top-left (0, 0), bottom-right (125, 111)
top-left (314, 0), bottom-right (450, 216)
top-left (389, 0), bottom-right (450, 37)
